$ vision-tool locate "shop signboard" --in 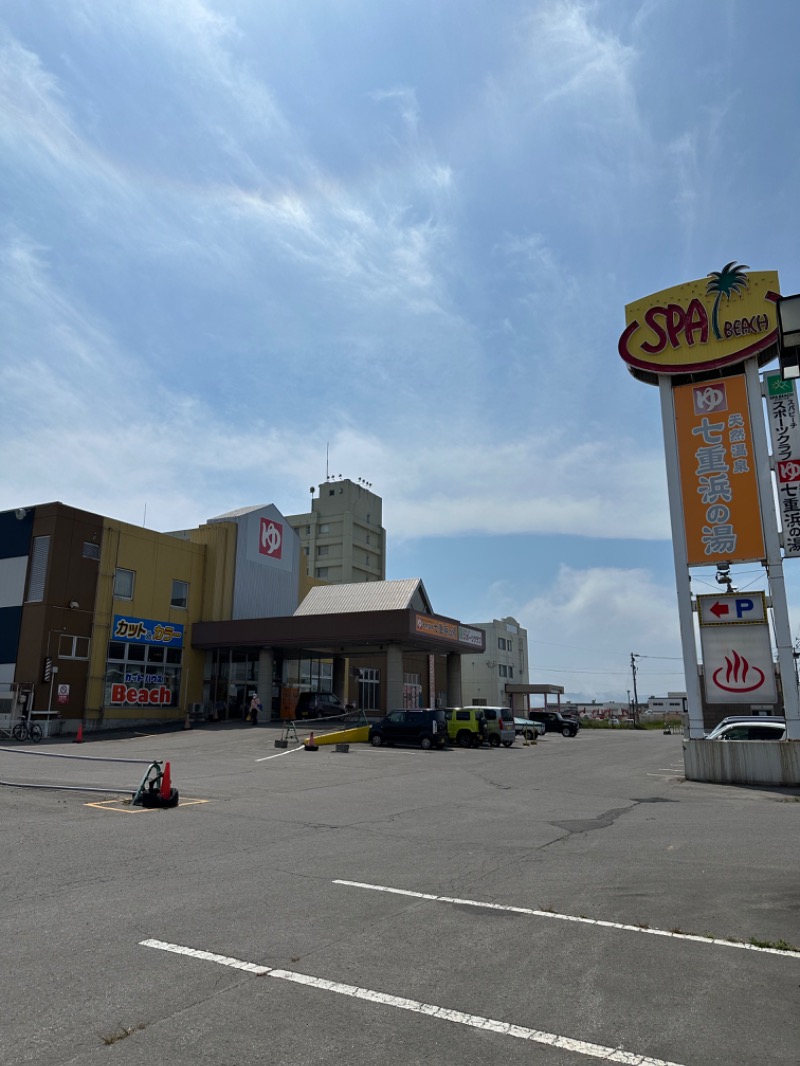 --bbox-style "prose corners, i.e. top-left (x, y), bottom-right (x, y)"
top-left (110, 683), bottom-right (173, 706)
top-left (673, 375), bottom-right (765, 565)
top-left (112, 615), bottom-right (184, 647)
top-left (699, 623), bottom-right (777, 705)
top-left (415, 614), bottom-right (458, 641)
top-left (458, 625), bottom-right (484, 648)
top-left (763, 371), bottom-right (800, 557)
top-left (619, 264), bottom-right (779, 380)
